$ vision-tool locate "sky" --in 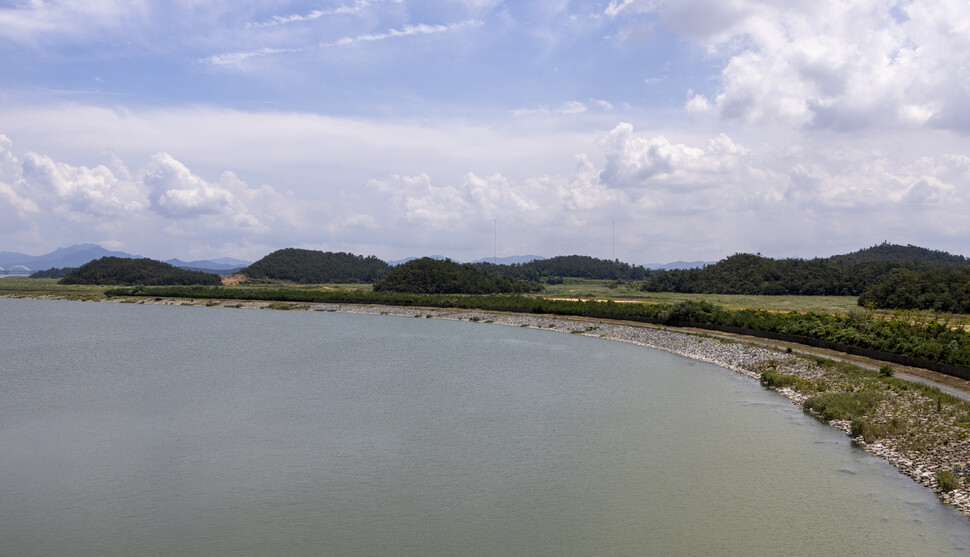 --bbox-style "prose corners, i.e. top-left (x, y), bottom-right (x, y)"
top-left (1, 0), bottom-right (969, 265)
